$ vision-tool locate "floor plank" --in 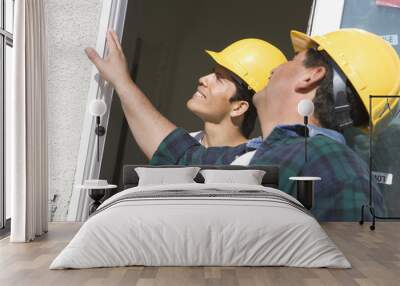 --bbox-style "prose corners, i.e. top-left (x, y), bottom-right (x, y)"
top-left (0, 222), bottom-right (399, 286)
